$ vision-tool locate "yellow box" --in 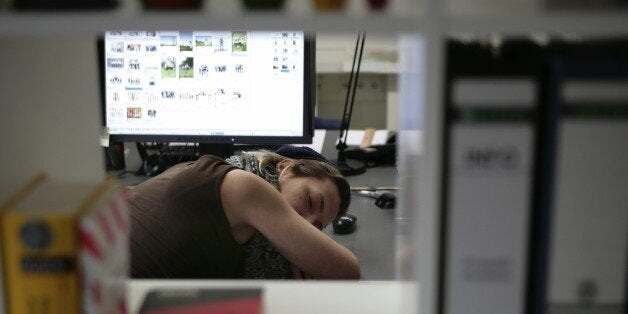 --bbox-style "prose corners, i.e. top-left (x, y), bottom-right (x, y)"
top-left (1, 173), bottom-right (123, 314)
